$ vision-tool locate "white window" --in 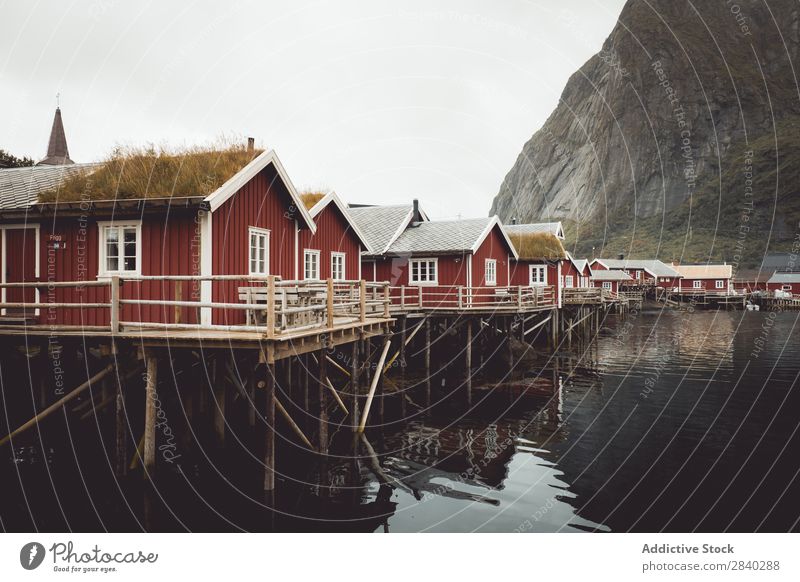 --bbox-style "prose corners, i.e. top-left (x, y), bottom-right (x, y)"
top-left (565, 275), bottom-right (574, 288)
top-left (248, 227), bottom-right (270, 275)
top-left (485, 259), bottom-right (497, 286)
top-left (304, 249), bottom-right (320, 280)
top-left (693, 280), bottom-right (702, 289)
top-left (331, 252), bottom-right (346, 281)
top-left (715, 280), bottom-right (724, 289)
top-left (409, 258), bottom-right (438, 285)
top-left (99, 221), bottom-right (141, 276)
top-left (602, 281), bottom-right (612, 290)
top-left (529, 265), bottom-right (547, 286)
